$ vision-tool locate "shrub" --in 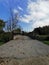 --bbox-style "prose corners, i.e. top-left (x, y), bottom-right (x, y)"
top-left (35, 35), bottom-right (49, 41)
top-left (45, 36), bottom-right (49, 41)
top-left (0, 32), bottom-right (13, 43)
